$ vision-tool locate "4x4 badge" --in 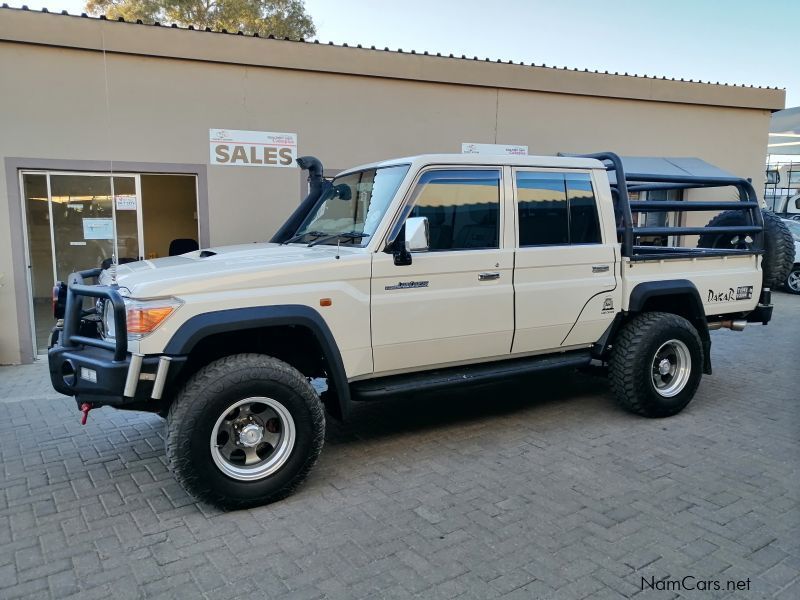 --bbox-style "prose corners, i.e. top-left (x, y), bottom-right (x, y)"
top-left (385, 281), bottom-right (429, 291)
